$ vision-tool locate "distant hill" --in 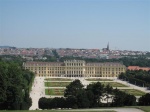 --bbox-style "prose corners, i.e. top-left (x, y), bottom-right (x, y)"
top-left (0, 46), bottom-right (16, 49)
